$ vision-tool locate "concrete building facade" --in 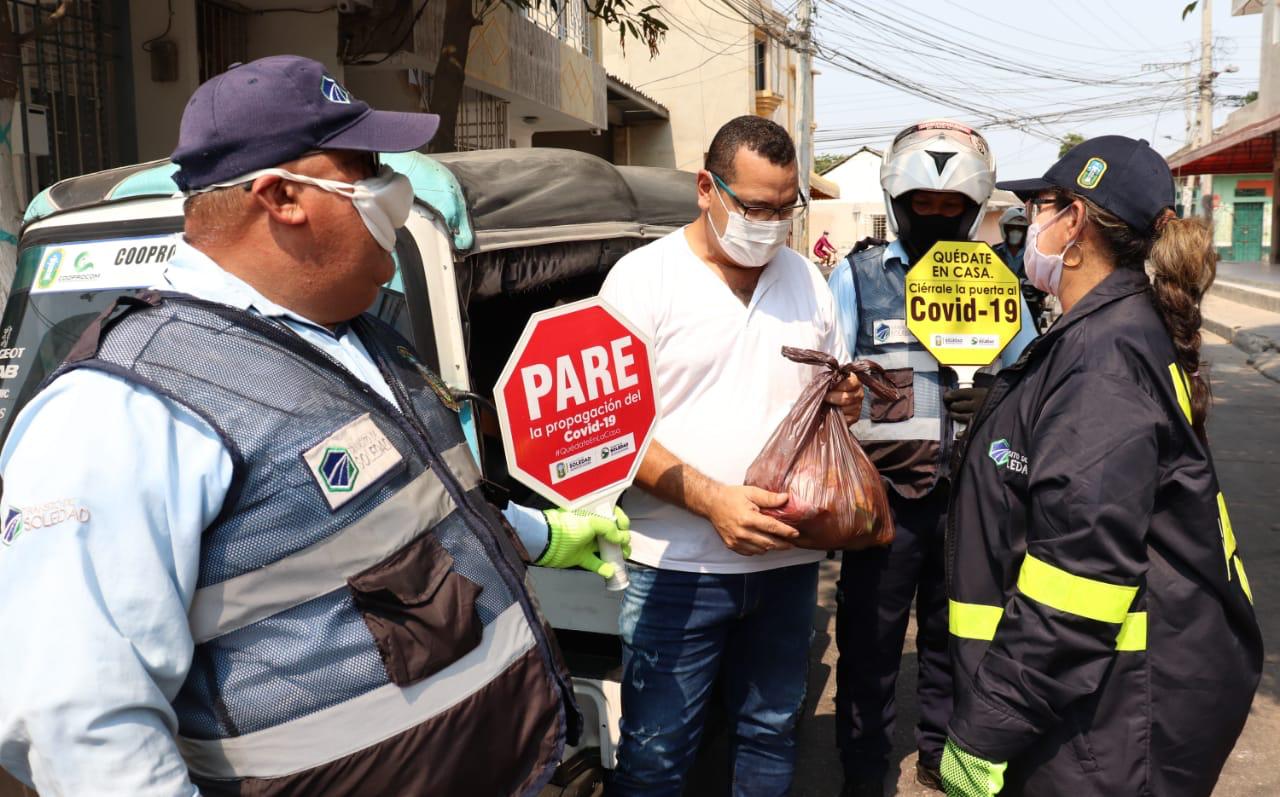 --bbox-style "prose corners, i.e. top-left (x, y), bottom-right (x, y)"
top-left (599, 0), bottom-right (806, 173)
top-left (8, 0), bottom-right (613, 207)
